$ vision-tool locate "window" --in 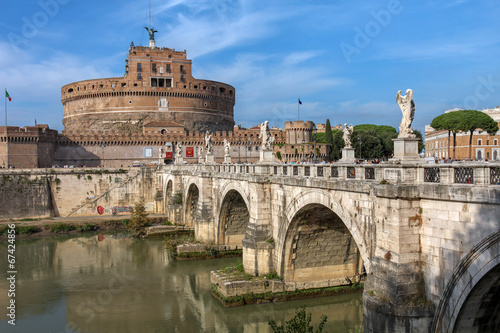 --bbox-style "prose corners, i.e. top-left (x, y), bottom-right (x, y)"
top-left (137, 73), bottom-right (142, 80)
top-left (152, 63), bottom-right (157, 72)
top-left (180, 75), bottom-right (185, 82)
top-left (159, 66), bottom-right (164, 74)
top-left (478, 139), bottom-right (482, 146)
top-left (180, 65), bottom-right (185, 73)
top-left (144, 147), bottom-right (153, 158)
top-left (151, 77), bottom-right (172, 88)
top-left (495, 139), bottom-right (499, 146)
top-left (137, 63), bottom-right (142, 72)
top-left (166, 64), bottom-right (171, 72)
